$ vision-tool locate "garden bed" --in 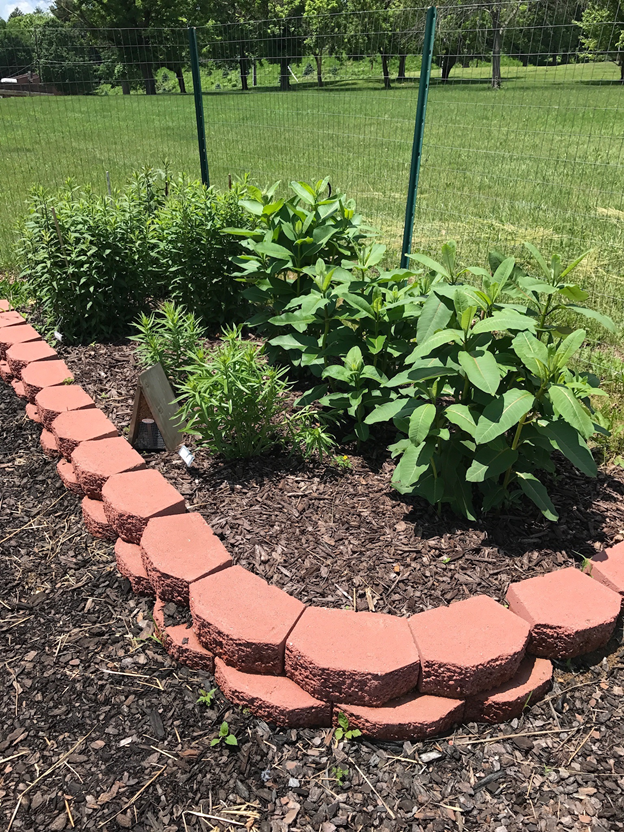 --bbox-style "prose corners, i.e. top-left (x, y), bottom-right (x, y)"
top-left (3, 341), bottom-right (624, 831)
top-left (59, 340), bottom-right (624, 617)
